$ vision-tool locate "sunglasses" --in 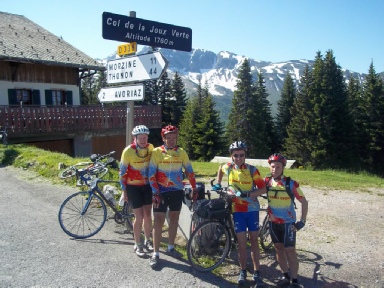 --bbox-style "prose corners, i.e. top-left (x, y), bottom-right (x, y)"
top-left (232, 154), bottom-right (245, 158)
